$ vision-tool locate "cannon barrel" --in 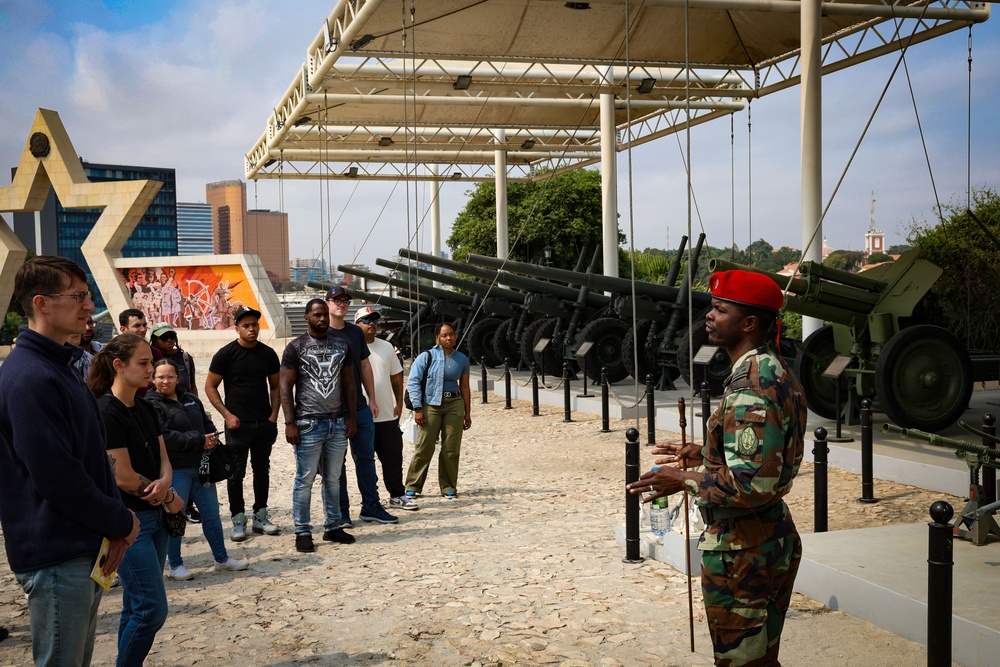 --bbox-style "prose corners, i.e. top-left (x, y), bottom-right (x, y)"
top-left (466, 253), bottom-right (712, 308)
top-left (395, 248), bottom-right (516, 285)
top-left (336, 265), bottom-right (476, 307)
top-left (882, 423), bottom-right (1000, 460)
top-left (375, 258), bottom-right (527, 305)
top-left (399, 248), bottom-right (610, 308)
